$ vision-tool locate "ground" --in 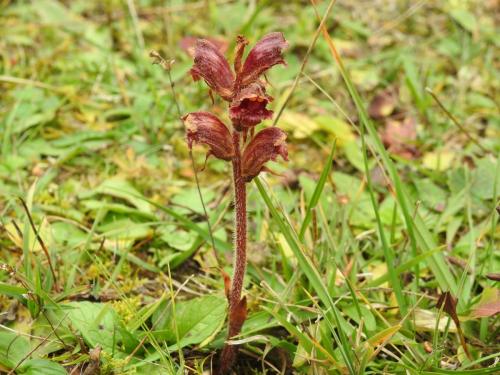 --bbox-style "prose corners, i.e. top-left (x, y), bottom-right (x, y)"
top-left (0, 0), bottom-right (499, 374)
